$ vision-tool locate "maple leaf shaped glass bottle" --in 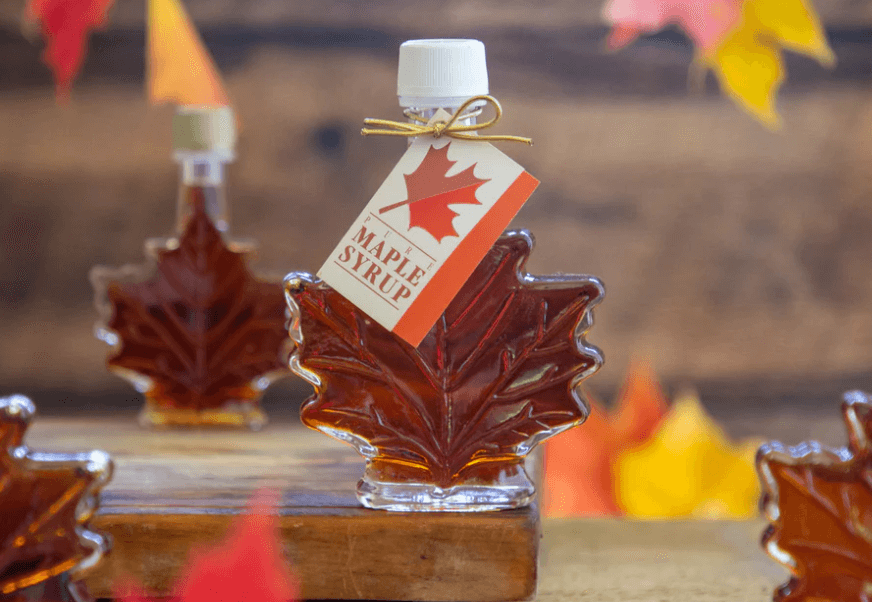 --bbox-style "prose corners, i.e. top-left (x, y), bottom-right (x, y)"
top-left (758, 390), bottom-right (872, 602)
top-left (91, 106), bottom-right (291, 429)
top-left (0, 395), bottom-right (112, 602)
top-left (285, 39), bottom-right (604, 511)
